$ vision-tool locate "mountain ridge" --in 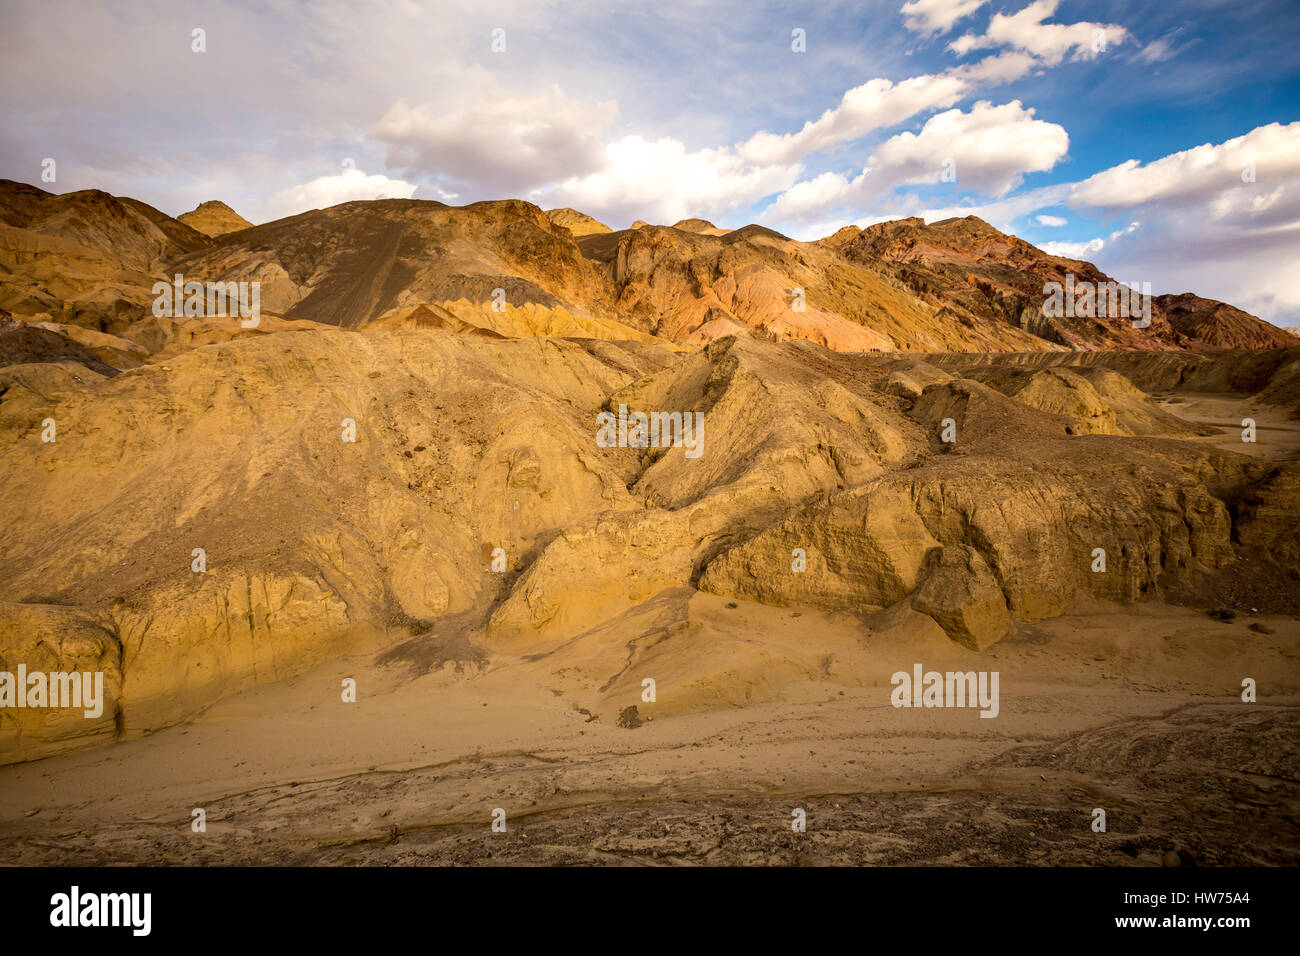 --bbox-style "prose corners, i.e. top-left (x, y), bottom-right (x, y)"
top-left (0, 179), bottom-right (1289, 356)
